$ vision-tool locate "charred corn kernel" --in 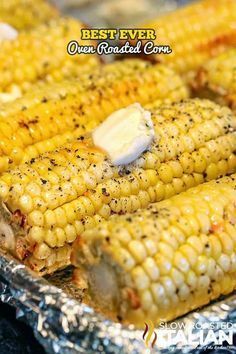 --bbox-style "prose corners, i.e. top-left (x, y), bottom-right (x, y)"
top-left (72, 174), bottom-right (236, 326)
top-left (0, 0), bottom-right (59, 30)
top-left (1, 99), bottom-right (235, 275)
top-left (193, 49), bottom-right (236, 112)
top-left (140, 0), bottom-right (236, 80)
top-left (0, 60), bottom-right (188, 173)
top-left (28, 245), bottom-right (71, 274)
top-left (0, 17), bottom-right (99, 100)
